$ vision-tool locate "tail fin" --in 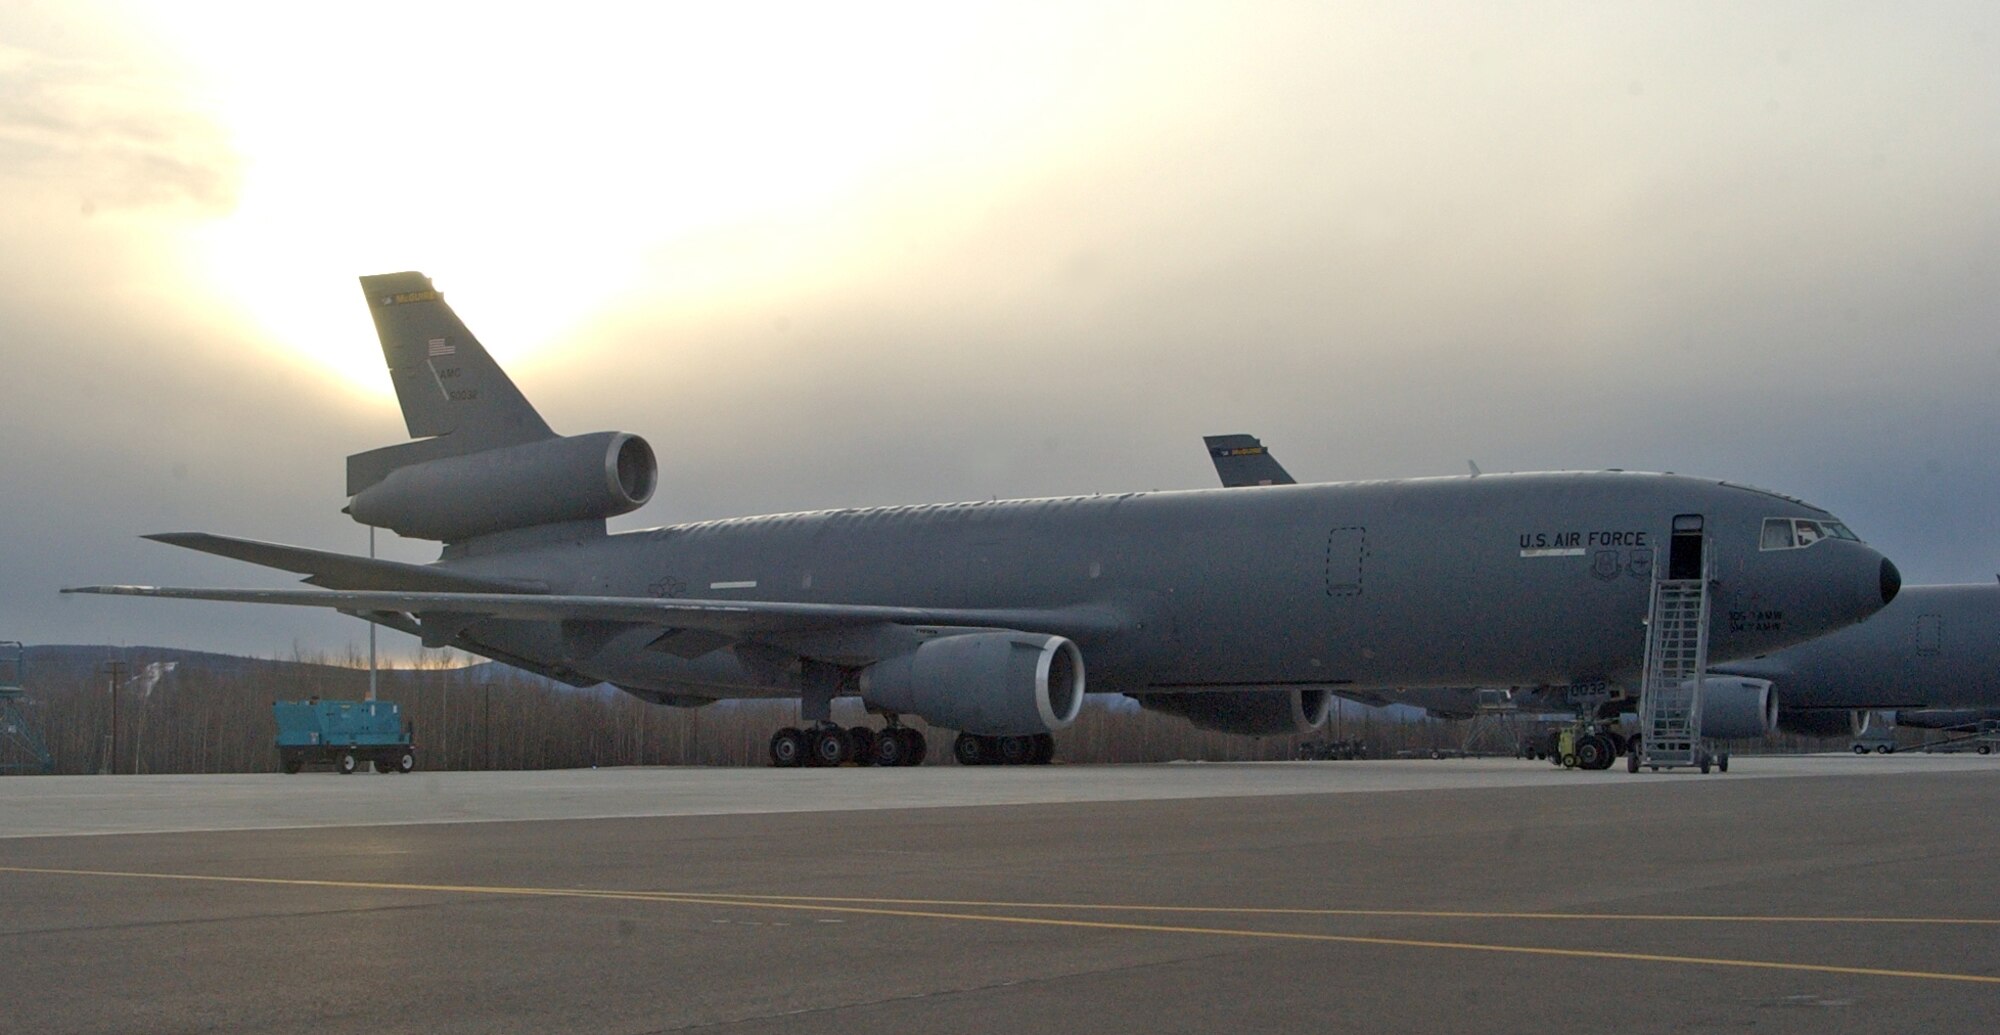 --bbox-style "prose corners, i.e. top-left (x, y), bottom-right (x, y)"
top-left (1203, 433), bottom-right (1297, 487)
top-left (349, 272), bottom-right (555, 495)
